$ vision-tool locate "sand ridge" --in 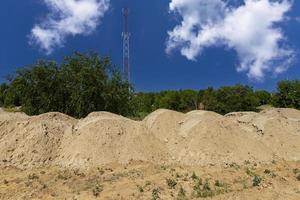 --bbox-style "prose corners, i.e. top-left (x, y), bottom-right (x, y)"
top-left (0, 108), bottom-right (299, 169)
